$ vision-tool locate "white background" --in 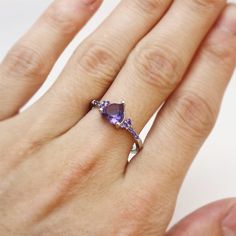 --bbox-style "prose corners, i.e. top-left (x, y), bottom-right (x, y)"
top-left (0, 0), bottom-right (236, 226)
